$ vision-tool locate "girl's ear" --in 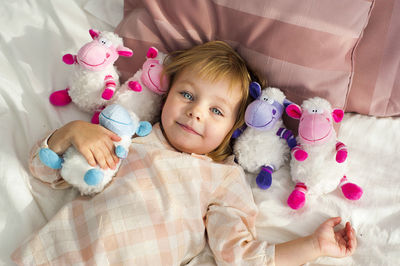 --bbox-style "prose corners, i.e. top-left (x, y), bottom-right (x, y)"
top-left (249, 82), bottom-right (261, 99)
top-left (286, 104), bottom-right (302, 119)
top-left (332, 109), bottom-right (344, 123)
